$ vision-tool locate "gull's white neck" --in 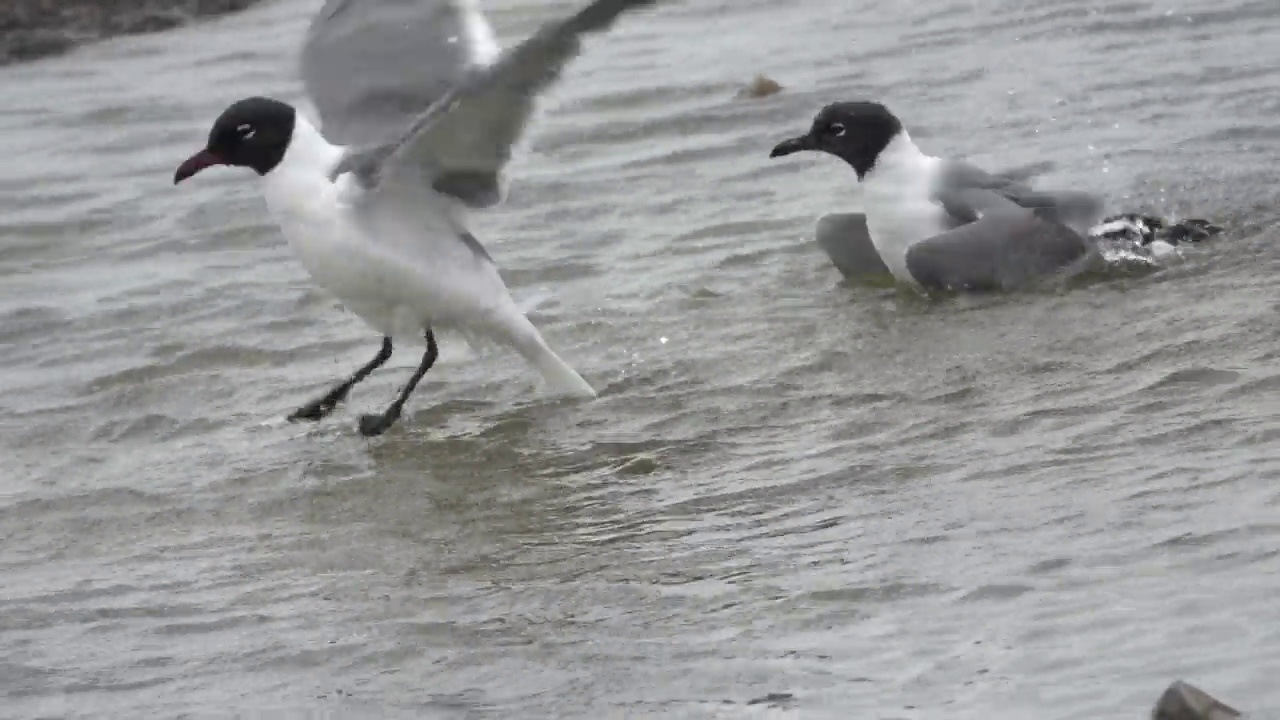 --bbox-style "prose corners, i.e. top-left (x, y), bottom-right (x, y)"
top-left (857, 130), bottom-right (946, 285)
top-left (862, 130), bottom-right (939, 186)
top-left (270, 114), bottom-right (344, 183)
top-left (260, 113), bottom-right (346, 219)
top-left (258, 114), bottom-right (350, 268)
